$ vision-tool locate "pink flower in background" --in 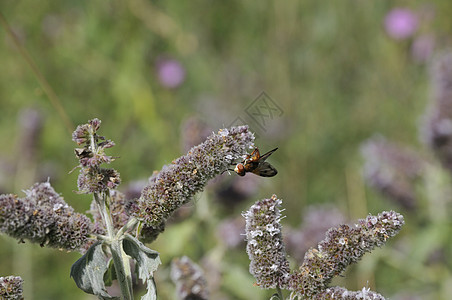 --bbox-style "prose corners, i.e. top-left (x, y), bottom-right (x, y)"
top-left (411, 35), bottom-right (435, 63)
top-left (157, 59), bottom-right (186, 88)
top-left (384, 8), bottom-right (419, 40)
